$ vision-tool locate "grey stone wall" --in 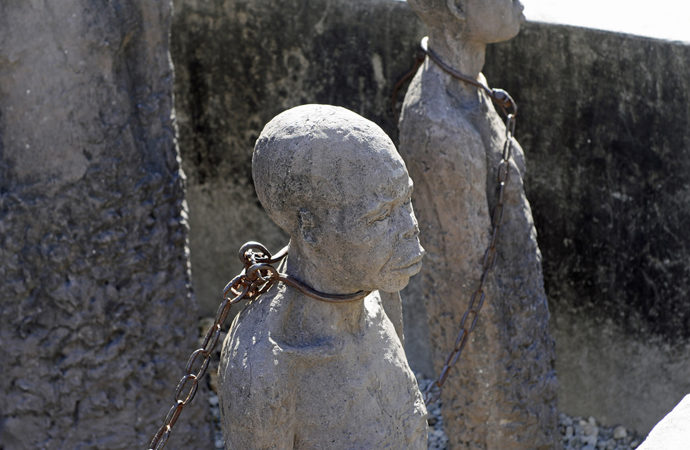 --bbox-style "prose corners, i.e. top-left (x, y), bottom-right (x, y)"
top-left (485, 24), bottom-right (690, 434)
top-left (0, 1), bottom-right (210, 448)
